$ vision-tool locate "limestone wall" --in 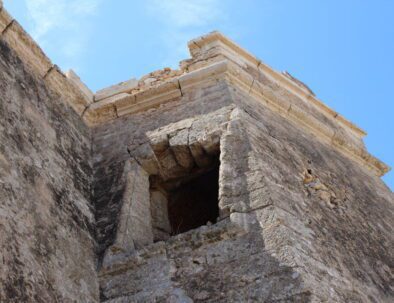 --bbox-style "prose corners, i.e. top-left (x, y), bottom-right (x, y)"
top-left (95, 82), bottom-right (393, 301)
top-left (226, 90), bottom-right (393, 302)
top-left (92, 78), bottom-right (232, 263)
top-left (0, 30), bottom-right (98, 303)
top-left (1, 2), bottom-right (392, 301)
